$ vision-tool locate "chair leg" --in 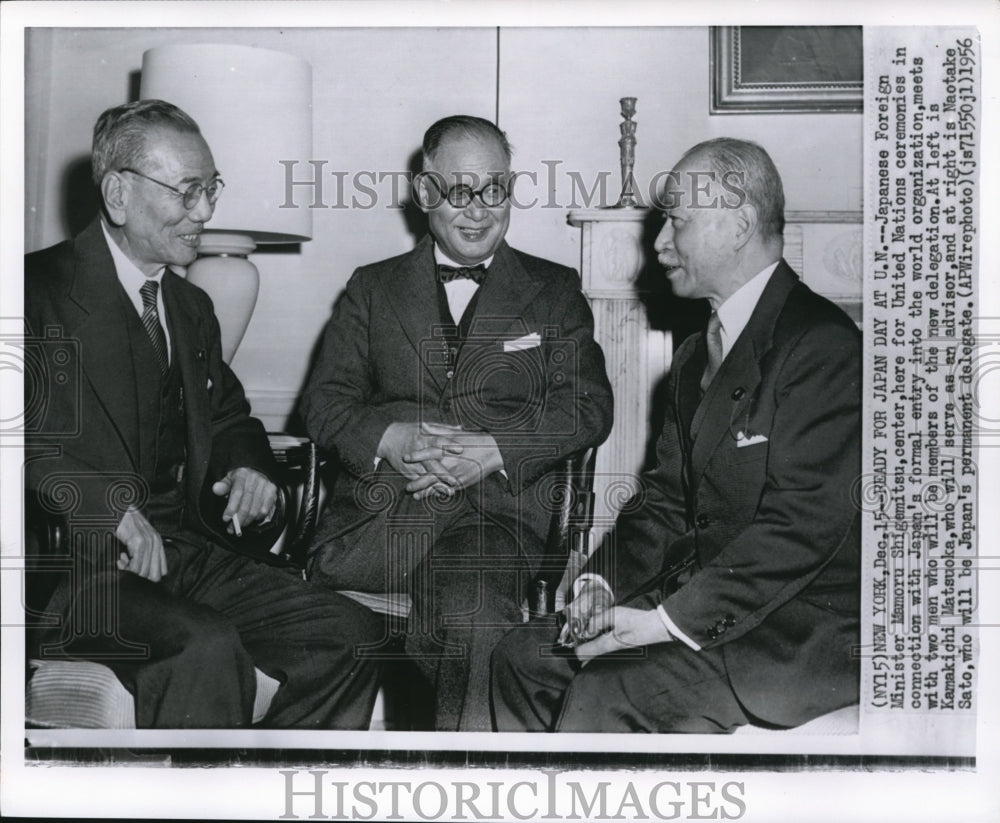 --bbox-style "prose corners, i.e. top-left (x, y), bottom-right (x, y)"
top-left (379, 655), bottom-right (435, 731)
